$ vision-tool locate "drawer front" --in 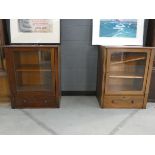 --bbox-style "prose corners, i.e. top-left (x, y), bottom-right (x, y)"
top-left (103, 96), bottom-right (144, 108)
top-left (13, 96), bottom-right (59, 108)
